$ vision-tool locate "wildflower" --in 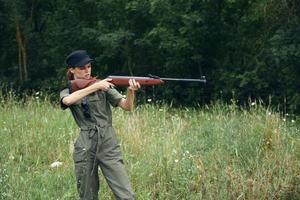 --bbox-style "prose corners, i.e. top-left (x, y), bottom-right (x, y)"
top-left (50, 161), bottom-right (63, 168)
top-left (147, 98), bottom-right (152, 102)
top-left (268, 112), bottom-right (272, 116)
top-left (174, 159), bottom-right (179, 163)
top-left (283, 118), bottom-right (286, 122)
top-left (35, 91), bottom-right (40, 95)
top-left (9, 155), bottom-right (14, 160)
top-left (251, 102), bottom-right (256, 106)
top-left (292, 120), bottom-right (295, 123)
